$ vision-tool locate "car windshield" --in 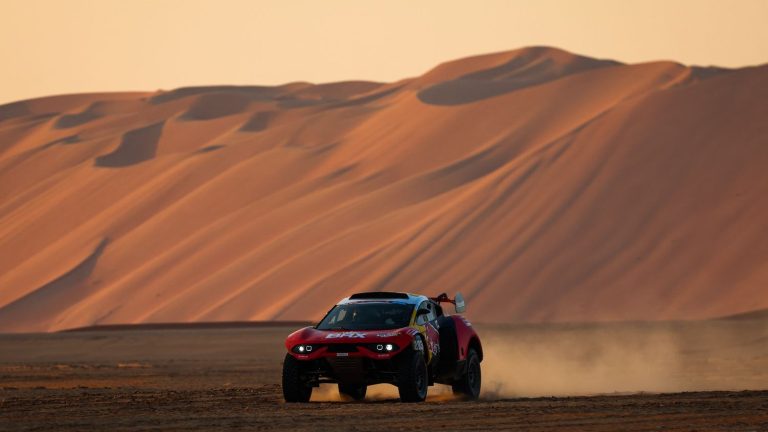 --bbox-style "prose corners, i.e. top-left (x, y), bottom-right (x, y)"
top-left (316, 303), bottom-right (413, 330)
